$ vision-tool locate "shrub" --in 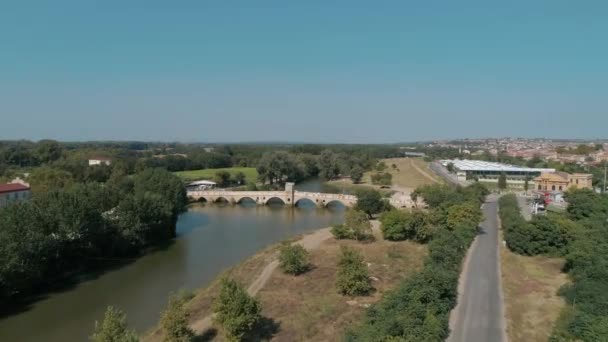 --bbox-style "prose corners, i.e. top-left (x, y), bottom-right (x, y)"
top-left (213, 278), bottom-right (261, 341)
top-left (91, 306), bottom-right (138, 342)
top-left (336, 246), bottom-right (372, 296)
top-left (160, 292), bottom-right (194, 342)
top-left (331, 224), bottom-right (353, 239)
top-left (371, 172), bottom-right (392, 186)
top-left (499, 194), bottom-right (579, 256)
top-left (381, 209), bottom-right (432, 242)
top-left (346, 209), bottom-right (373, 241)
top-left (278, 243), bottom-right (310, 275)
